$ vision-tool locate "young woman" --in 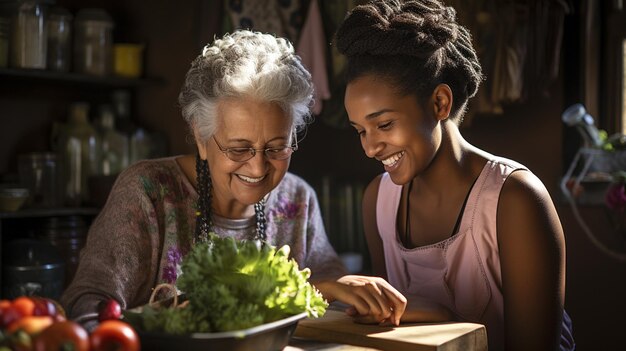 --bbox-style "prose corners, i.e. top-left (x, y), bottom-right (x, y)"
top-left (335, 1), bottom-right (575, 350)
